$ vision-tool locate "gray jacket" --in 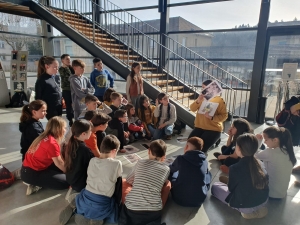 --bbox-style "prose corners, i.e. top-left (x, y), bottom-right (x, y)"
top-left (69, 74), bottom-right (95, 111)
